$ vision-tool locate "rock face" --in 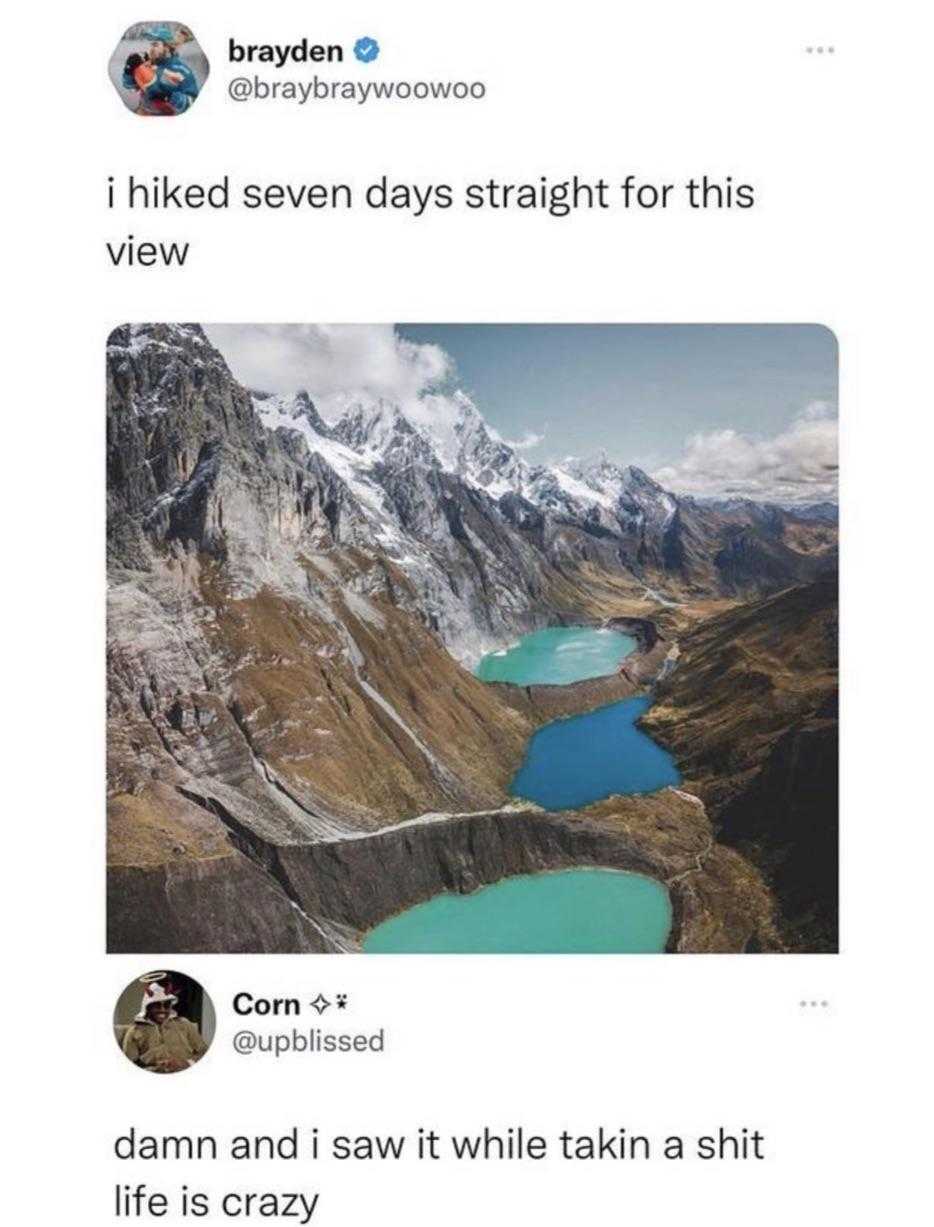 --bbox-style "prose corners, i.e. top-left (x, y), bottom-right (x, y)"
top-left (106, 783), bottom-right (331, 952)
top-left (106, 323), bottom-right (838, 953)
top-left (643, 581), bottom-right (839, 951)
top-left (134, 780), bottom-right (780, 954)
